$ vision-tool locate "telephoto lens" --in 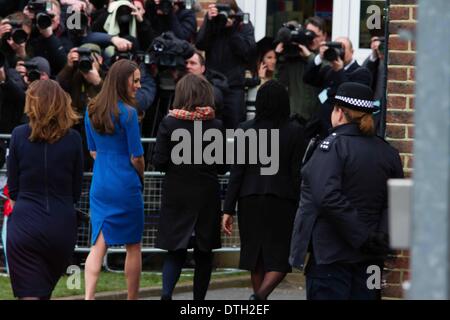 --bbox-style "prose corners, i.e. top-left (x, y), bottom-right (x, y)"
top-left (76, 48), bottom-right (93, 73)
